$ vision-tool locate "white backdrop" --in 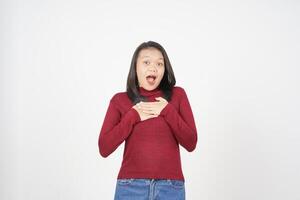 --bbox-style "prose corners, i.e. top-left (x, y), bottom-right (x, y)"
top-left (1, 0), bottom-right (300, 199)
